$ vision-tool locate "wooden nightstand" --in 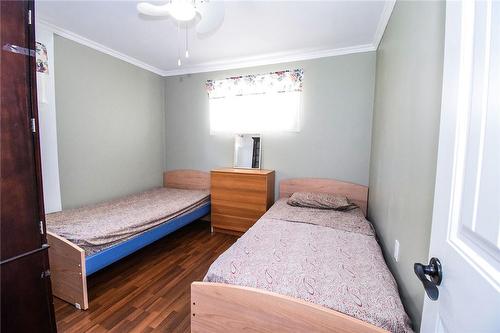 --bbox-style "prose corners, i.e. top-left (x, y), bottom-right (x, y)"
top-left (210, 168), bottom-right (275, 235)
